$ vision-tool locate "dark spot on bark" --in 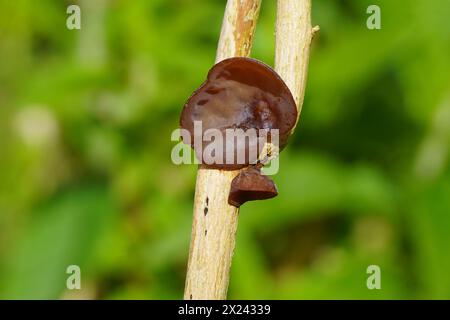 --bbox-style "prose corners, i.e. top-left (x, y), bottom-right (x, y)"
top-left (204, 207), bottom-right (208, 216)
